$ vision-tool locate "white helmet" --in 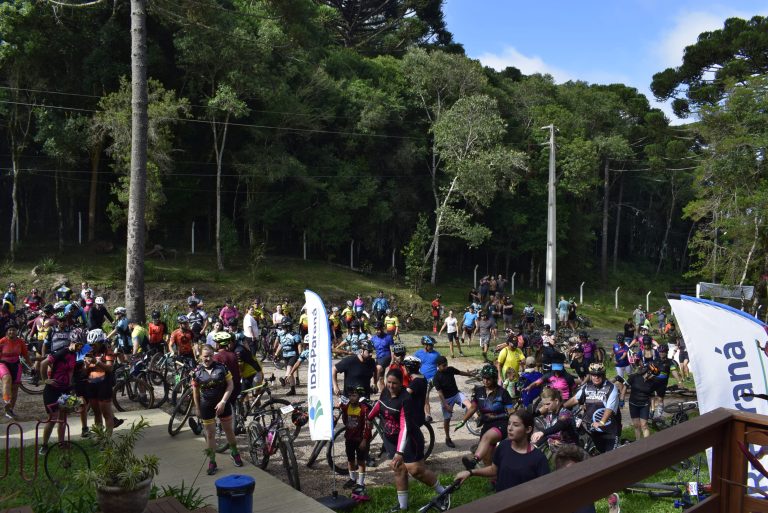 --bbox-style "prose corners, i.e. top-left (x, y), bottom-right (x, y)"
top-left (87, 329), bottom-right (106, 344)
top-left (114, 306), bottom-right (127, 315)
top-left (346, 300), bottom-right (353, 307)
top-left (95, 296), bottom-right (105, 305)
